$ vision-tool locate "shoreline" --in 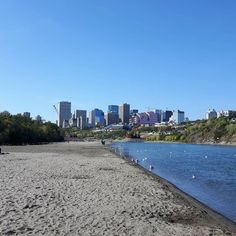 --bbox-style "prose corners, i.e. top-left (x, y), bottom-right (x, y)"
top-left (1, 138), bottom-right (236, 148)
top-left (109, 144), bottom-right (236, 229)
top-left (1, 141), bottom-right (236, 235)
top-left (114, 138), bottom-right (236, 147)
